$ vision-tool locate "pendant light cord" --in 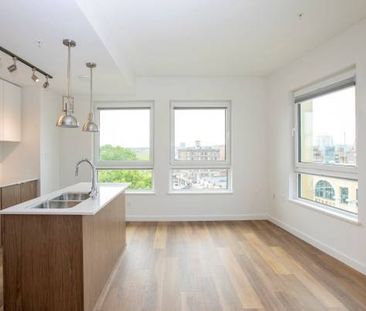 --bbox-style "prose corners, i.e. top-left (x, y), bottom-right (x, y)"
top-left (67, 44), bottom-right (71, 98)
top-left (90, 66), bottom-right (93, 113)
